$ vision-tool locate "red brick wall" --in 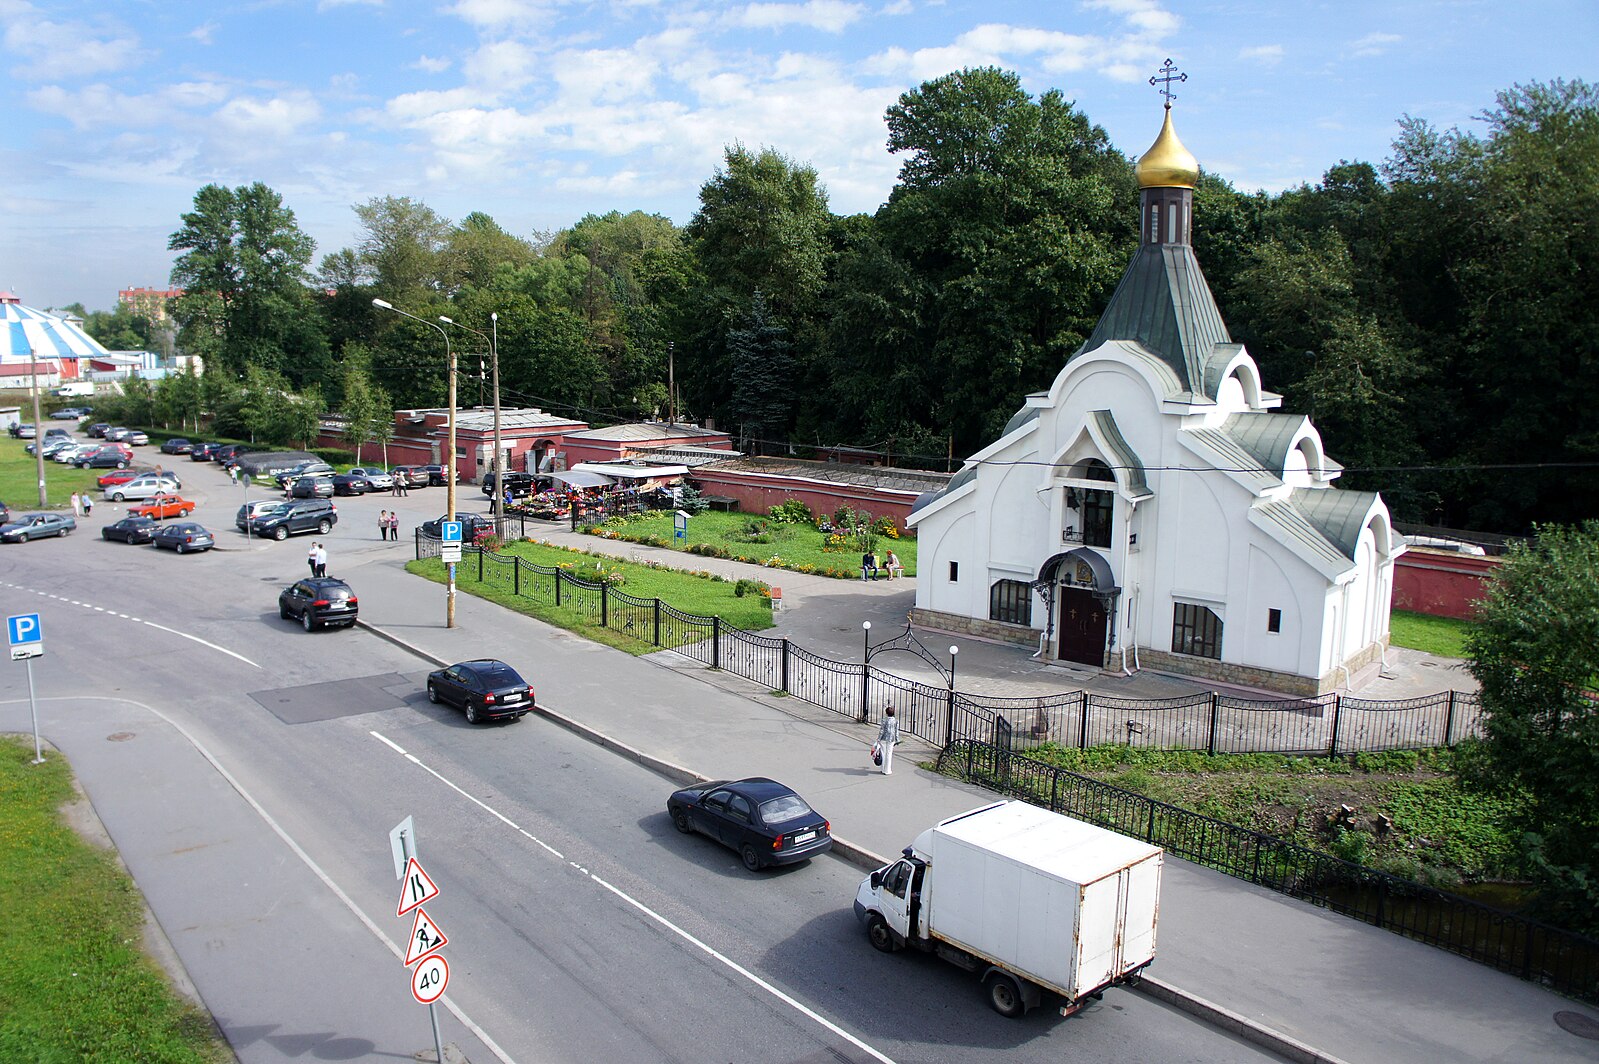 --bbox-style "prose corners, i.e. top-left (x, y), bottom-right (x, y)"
top-left (689, 469), bottom-right (919, 535)
top-left (1393, 550), bottom-right (1499, 620)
